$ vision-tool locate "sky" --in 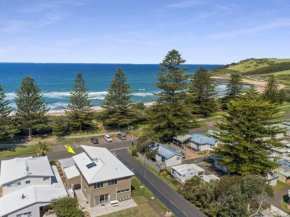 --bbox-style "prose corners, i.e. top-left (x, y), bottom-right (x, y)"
top-left (0, 0), bottom-right (289, 64)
